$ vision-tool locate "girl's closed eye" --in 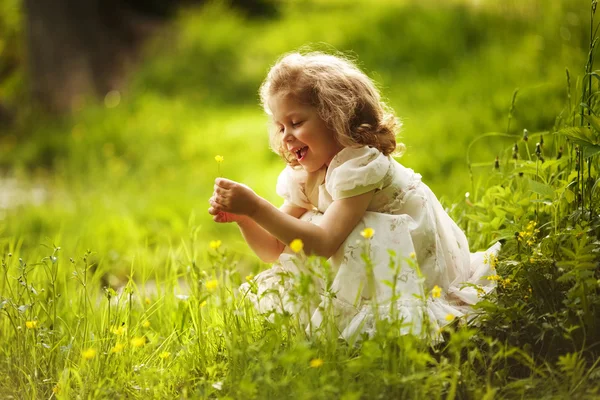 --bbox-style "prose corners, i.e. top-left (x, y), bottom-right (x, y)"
top-left (291, 121), bottom-right (304, 128)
